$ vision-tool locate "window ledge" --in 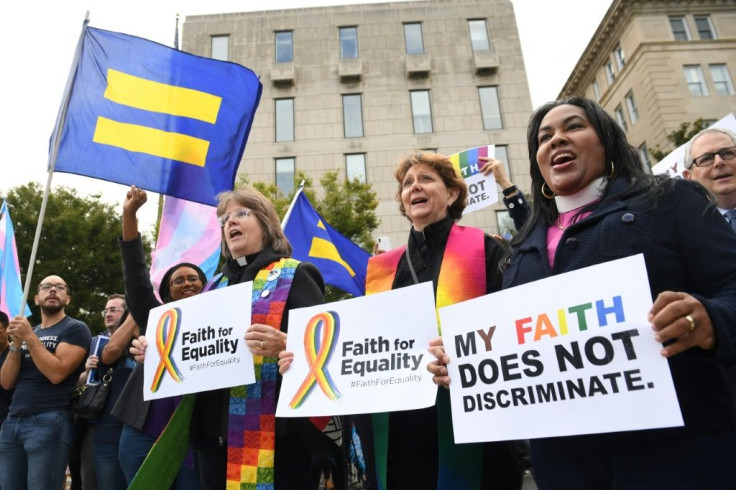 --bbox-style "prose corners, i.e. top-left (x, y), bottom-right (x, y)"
top-left (473, 50), bottom-right (499, 74)
top-left (339, 58), bottom-right (362, 81)
top-left (406, 54), bottom-right (431, 77)
top-left (271, 62), bottom-right (295, 85)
